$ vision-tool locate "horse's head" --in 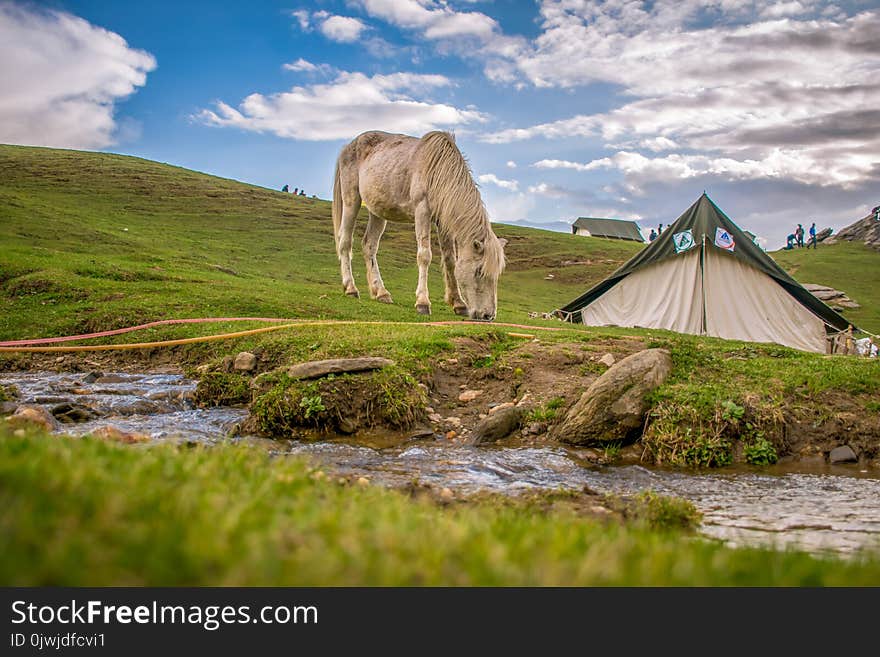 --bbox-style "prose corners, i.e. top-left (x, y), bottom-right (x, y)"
top-left (455, 235), bottom-right (507, 321)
